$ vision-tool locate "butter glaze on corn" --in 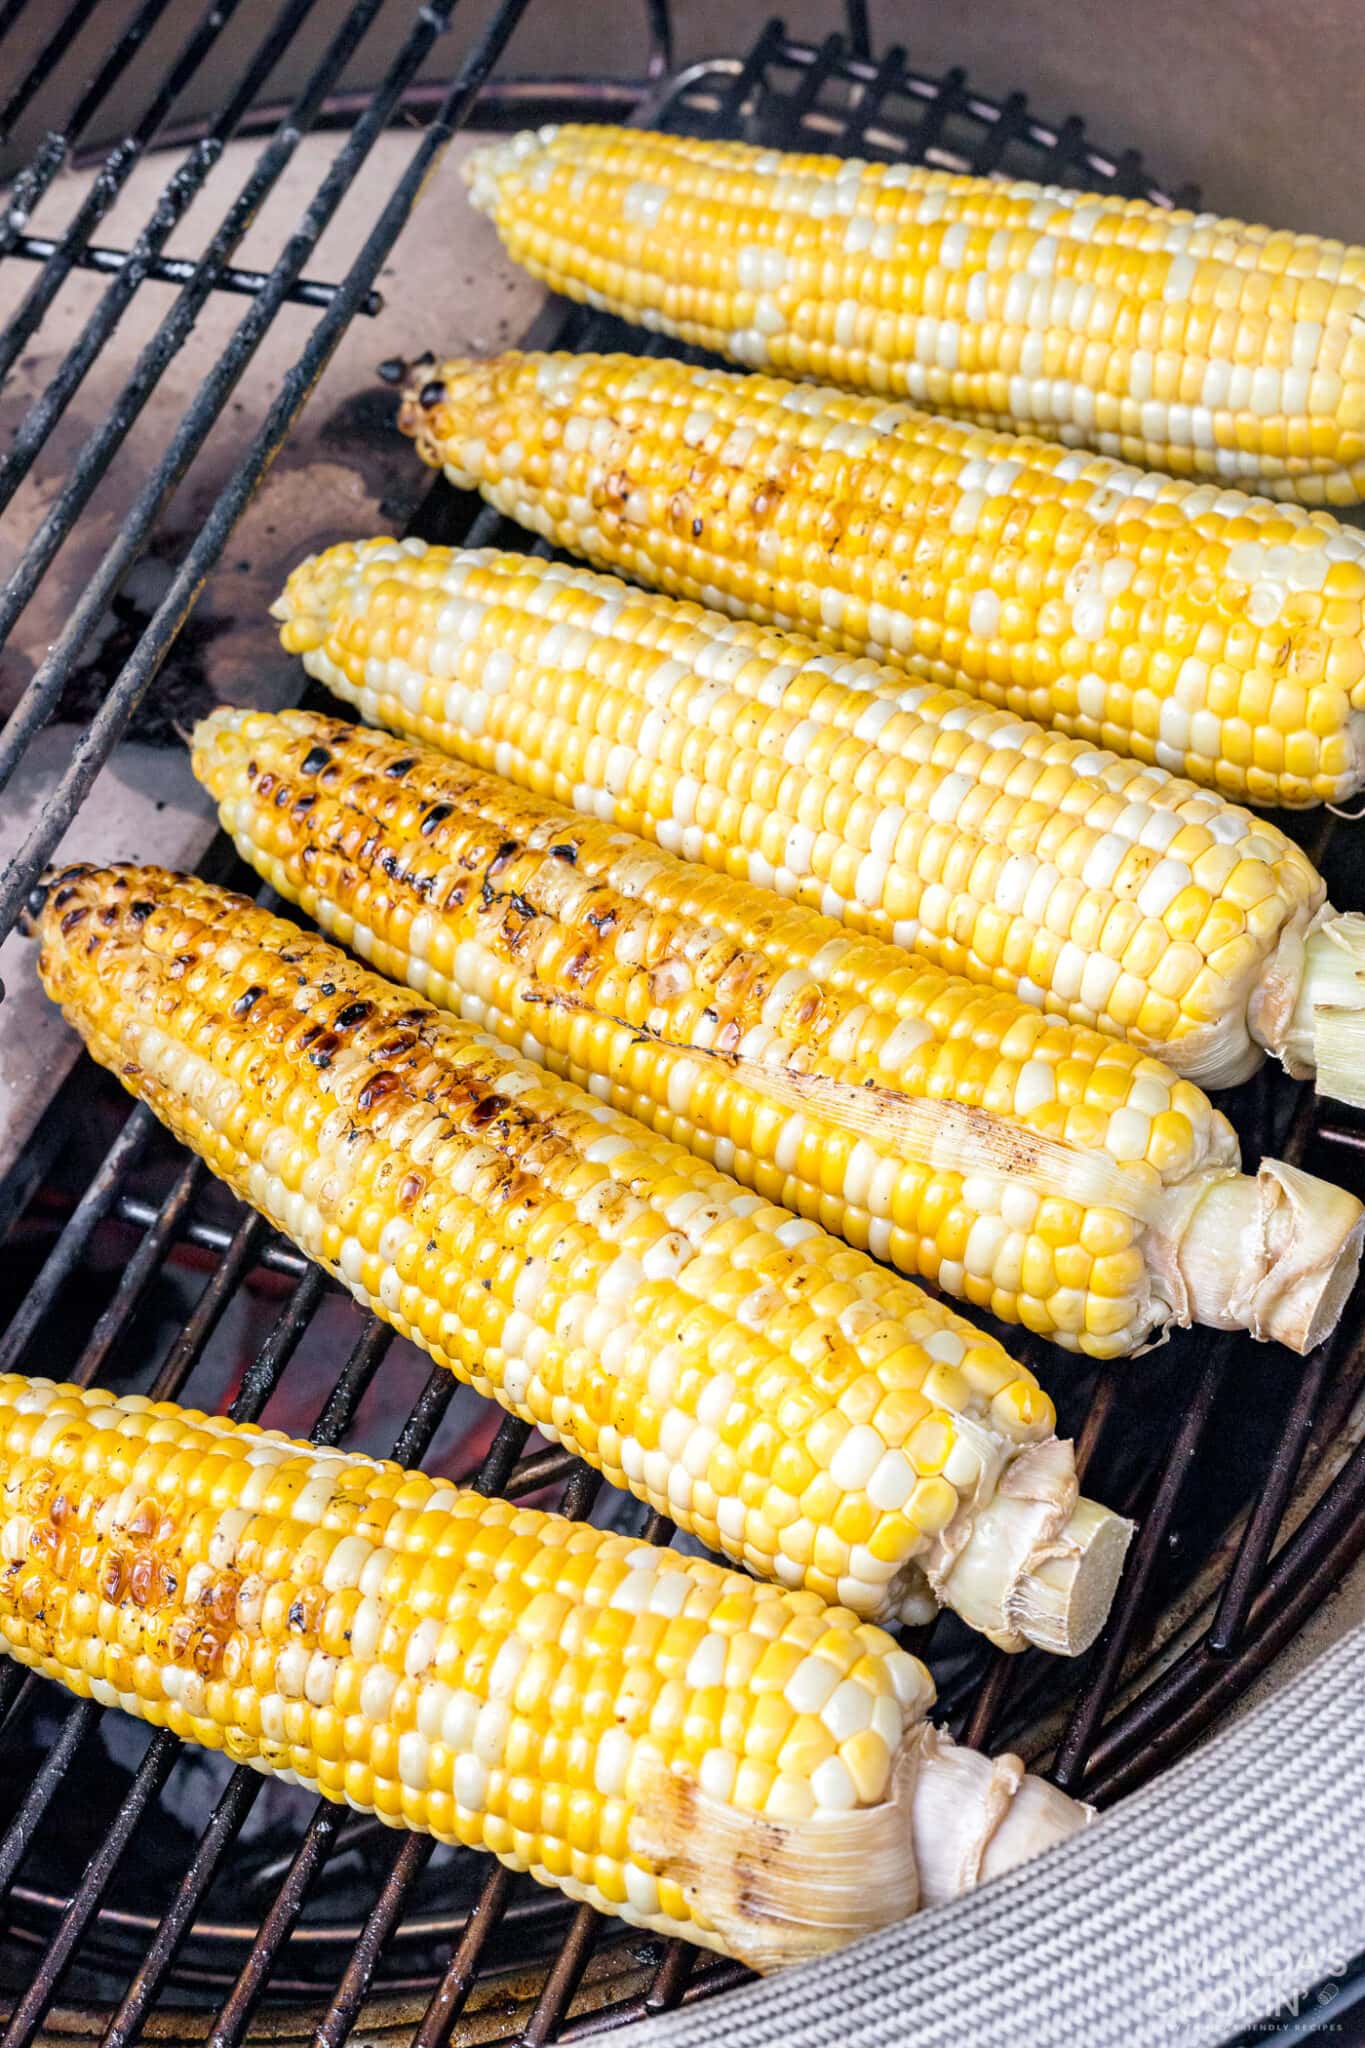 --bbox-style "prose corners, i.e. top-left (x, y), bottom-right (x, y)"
top-left (276, 536), bottom-right (1365, 1106)
top-left (464, 125), bottom-right (1365, 507)
top-left (27, 864), bottom-right (1130, 1652)
top-left (196, 708), bottom-right (1363, 1360)
top-left (0, 1374), bottom-right (1090, 1969)
top-left (399, 351), bottom-right (1365, 810)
